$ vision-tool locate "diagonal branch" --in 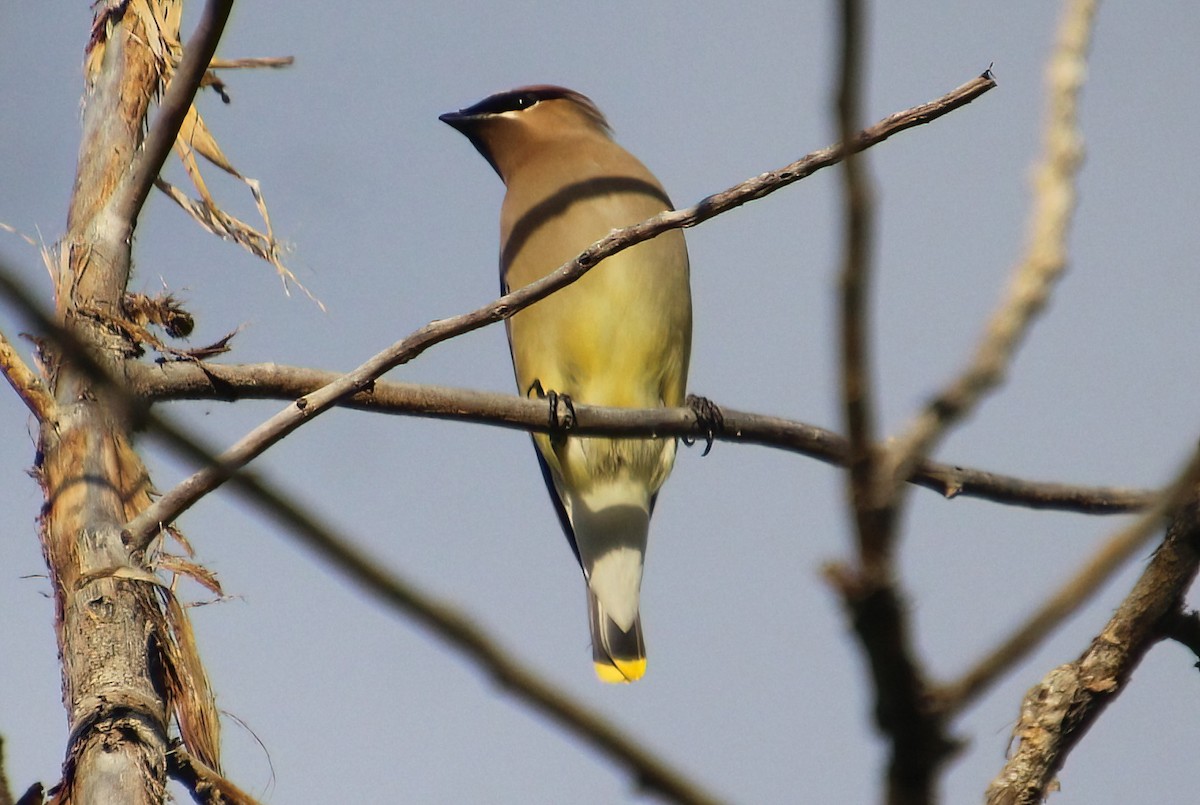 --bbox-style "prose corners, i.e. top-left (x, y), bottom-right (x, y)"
top-left (985, 446), bottom-right (1200, 805)
top-left (883, 0), bottom-right (1096, 493)
top-left (0, 325), bottom-right (54, 421)
top-left (213, 477), bottom-right (723, 805)
top-left (938, 438), bottom-right (1200, 715)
